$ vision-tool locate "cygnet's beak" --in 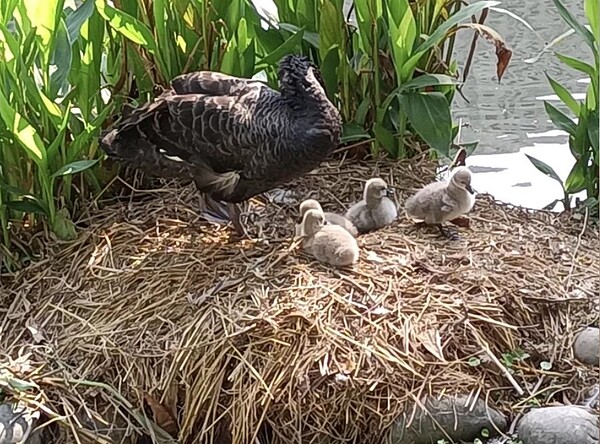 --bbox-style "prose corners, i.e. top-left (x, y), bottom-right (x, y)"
top-left (466, 184), bottom-right (475, 194)
top-left (385, 188), bottom-right (395, 198)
